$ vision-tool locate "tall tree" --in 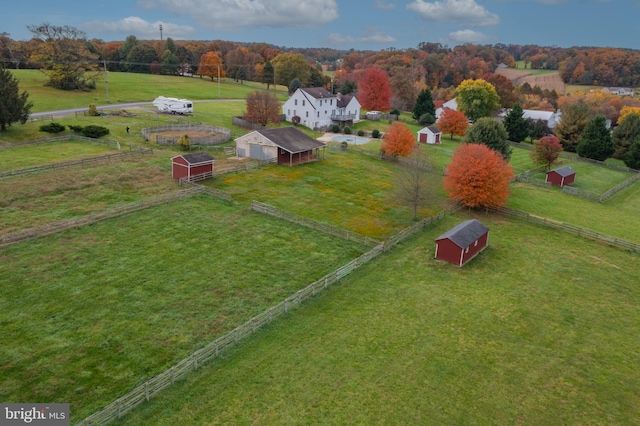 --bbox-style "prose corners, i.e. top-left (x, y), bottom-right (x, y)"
top-left (288, 78), bottom-right (302, 95)
top-left (261, 61), bottom-right (274, 89)
top-left (235, 66), bottom-right (247, 84)
top-left (530, 136), bottom-right (563, 169)
top-left (393, 147), bottom-right (433, 220)
top-left (27, 23), bottom-right (99, 90)
top-left (528, 118), bottom-right (550, 142)
top-left (485, 73), bottom-right (517, 108)
top-left (503, 103), bottom-right (529, 142)
top-left (465, 117), bottom-right (512, 160)
top-left (624, 139), bottom-right (640, 170)
top-left (0, 67), bottom-right (33, 131)
top-left (455, 79), bottom-right (500, 122)
top-left (124, 43), bottom-right (158, 73)
top-left (390, 67), bottom-right (419, 112)
top-left (612, 113), bottom-right (640, 159)
top-left (358, 67), bottom-right (391, 112)
top-left (196, 51), bottom-right (225, 81)
top-left (577, 115), bottom-right (615, 161)
top-left (412, 89), bottom-right (435, 121)
top-left (243, 91), bottom-right (281, 126)
top-left (271, 53), bottom-right (310, 87)
top-left (444, 143), bottom-right (514, 209)
top-left (437, 109), bottom-right (469, 139)
top-left (160, 49), bottom-right (179, 75)
top-left (381, 122), bottom-right (415, 157)
top-left (553, 104), bottom-right (591, 152)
